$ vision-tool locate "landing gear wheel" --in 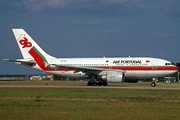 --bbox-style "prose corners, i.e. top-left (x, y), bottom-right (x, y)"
top-left (93, 82), bottom-right (98, 86)
top-left (98, 82), bottom-right (103, 86)
top-left (103, 82), bottom-right (108, 86)
top-left (151, 82), bottom-right (156, 87)
top-left (87, 82), bottom-right (93, 86)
